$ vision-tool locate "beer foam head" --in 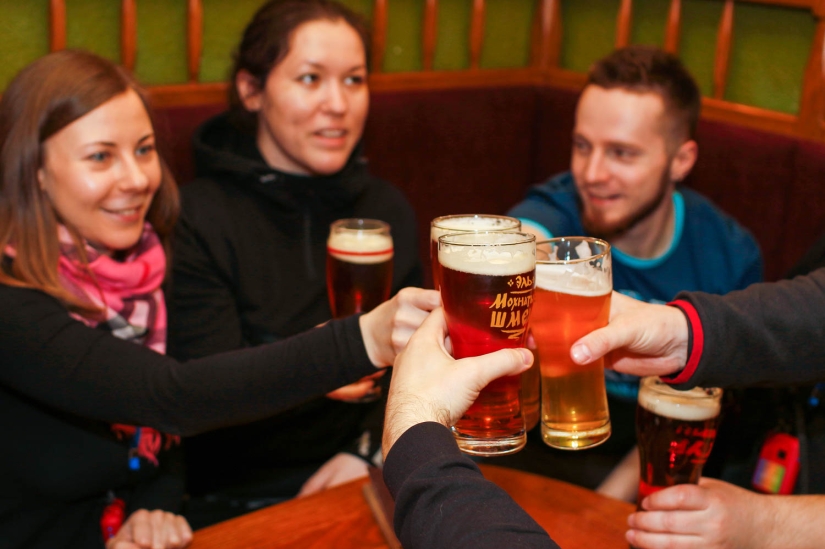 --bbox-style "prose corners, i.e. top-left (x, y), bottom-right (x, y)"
top-left (535, 262), bottom-right (611, 295)
top-left (638, 377), bottom-right (722, 421)
top-left (438, 232), bottom-right (534, 276)
top-left (431, 215), bottom-right (520, 240)
top-left (328, 232), bottom-right (393, 264)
